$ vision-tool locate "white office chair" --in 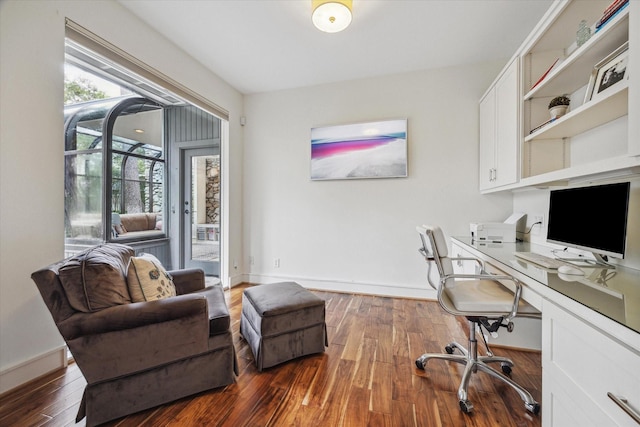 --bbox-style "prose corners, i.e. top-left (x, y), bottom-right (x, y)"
top-left (415, 225), bottom-right (541, 415)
